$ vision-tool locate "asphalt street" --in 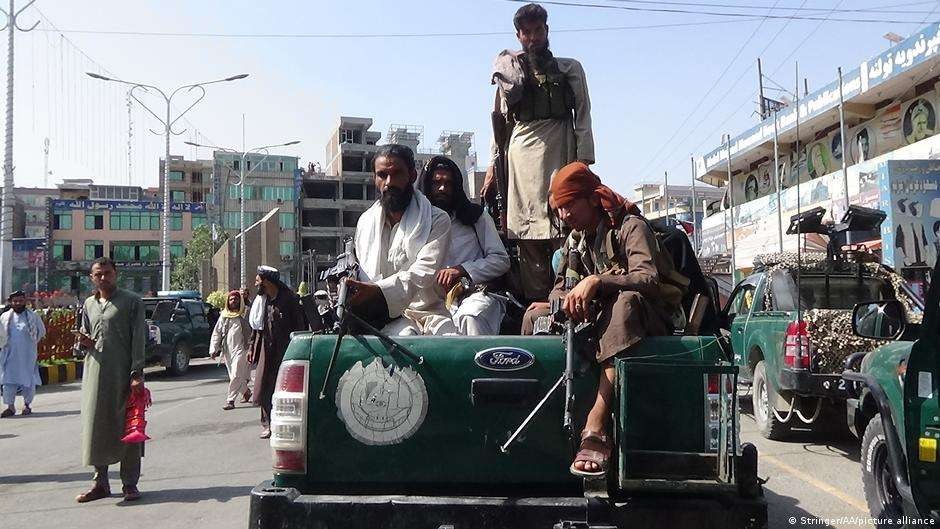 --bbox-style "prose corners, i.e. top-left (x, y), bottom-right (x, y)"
top-left (0, 361), bottom-right (872, 529)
